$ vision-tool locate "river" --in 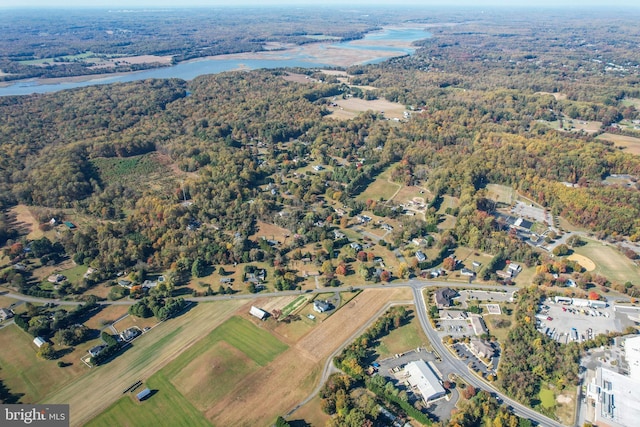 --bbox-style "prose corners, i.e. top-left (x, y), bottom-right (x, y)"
top-left (0, 27), bottom-right (430, 96)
